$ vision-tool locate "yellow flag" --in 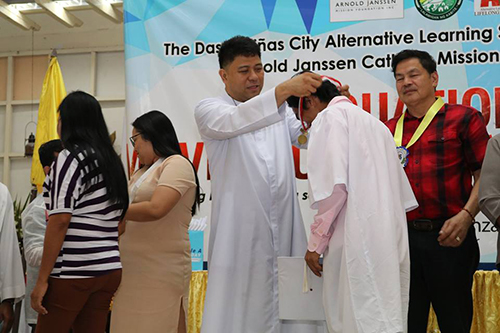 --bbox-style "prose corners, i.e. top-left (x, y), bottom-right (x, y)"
top-left (30, 57), bottom-right (67, 192)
